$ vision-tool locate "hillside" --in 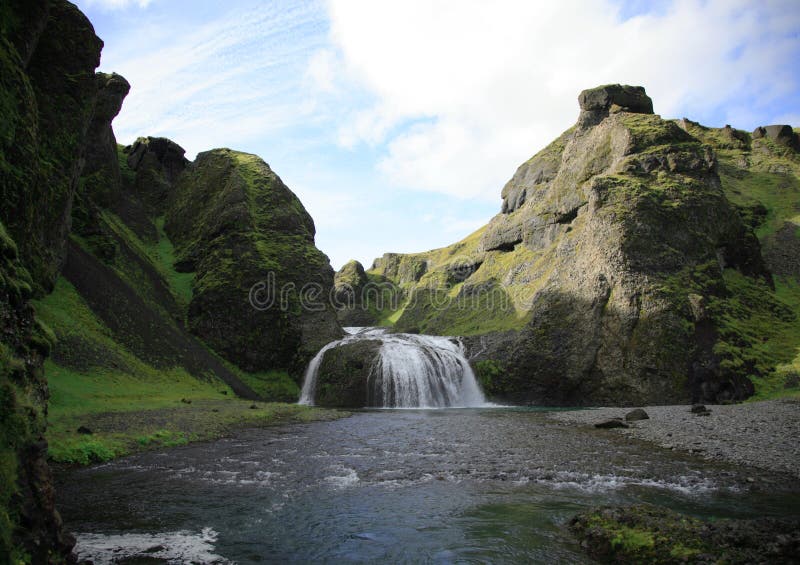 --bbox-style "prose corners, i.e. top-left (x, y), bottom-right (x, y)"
top-left (357, 85), bottom-right (799, 406)
top-left (0, 1), bottom-right (342, 560)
